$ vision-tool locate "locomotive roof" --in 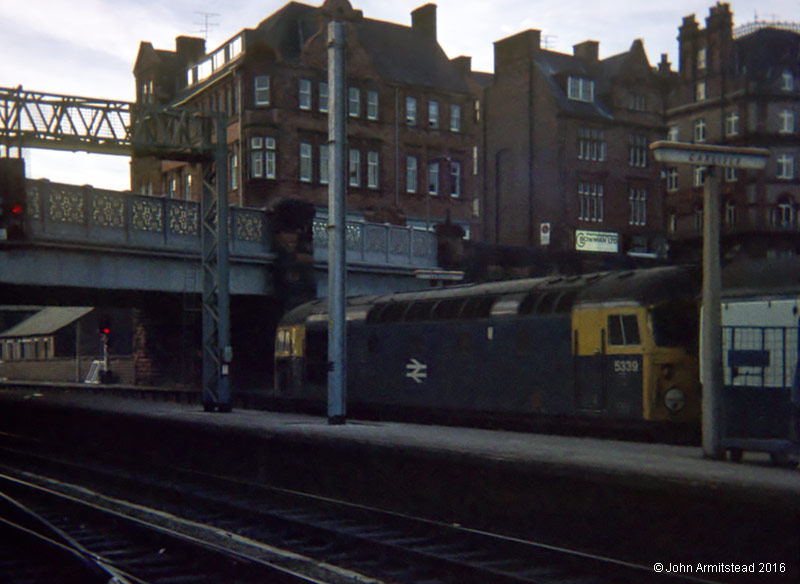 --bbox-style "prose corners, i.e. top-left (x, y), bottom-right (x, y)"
top-left (573, 265), bottom-right (699, 306)
top-left (278, 294), bottom-right (383, 326)
top-left (360, 266), bottom-right (697, 307)
top-left (278, 266), bottom-right (699, 327)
